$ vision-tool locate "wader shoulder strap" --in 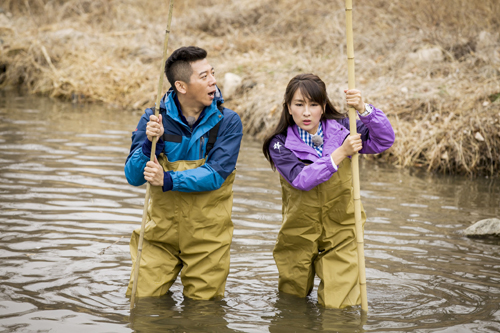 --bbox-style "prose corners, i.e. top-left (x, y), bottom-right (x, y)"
top-left (151, 106), bottom-right (184, 143)
top-left (205, 121), bottom-right (220, 157)
top-left (205, 103), bottom-right (224, 157)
